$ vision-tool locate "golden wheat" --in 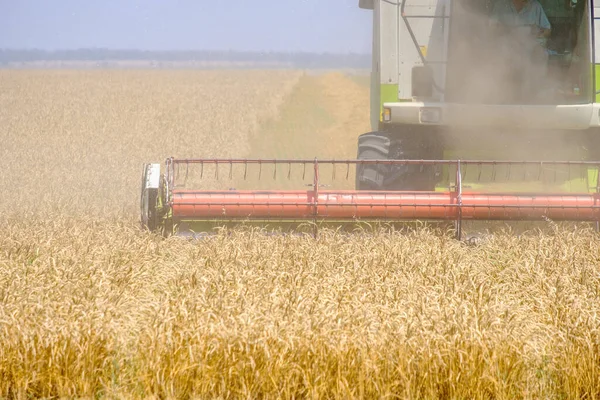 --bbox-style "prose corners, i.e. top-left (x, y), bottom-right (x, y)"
top-left (0, 70), bottom-right (301, 217)
top-left (0, 70), bottom-right (599, 399)
top-left (1, 218), bottom-right (599, 398)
